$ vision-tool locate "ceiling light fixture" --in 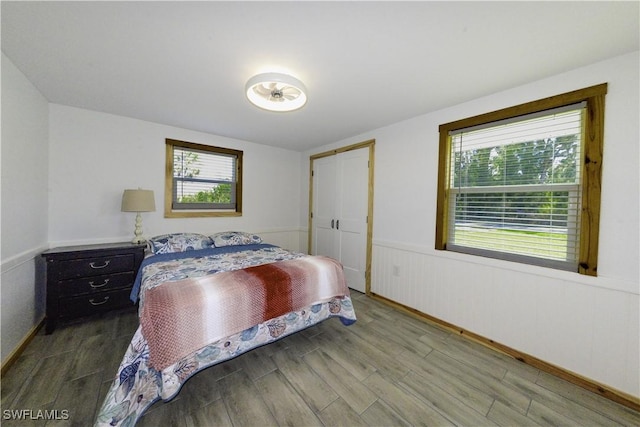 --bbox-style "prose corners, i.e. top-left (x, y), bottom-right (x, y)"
top-left (245, 73), bottom-right (307, 112)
